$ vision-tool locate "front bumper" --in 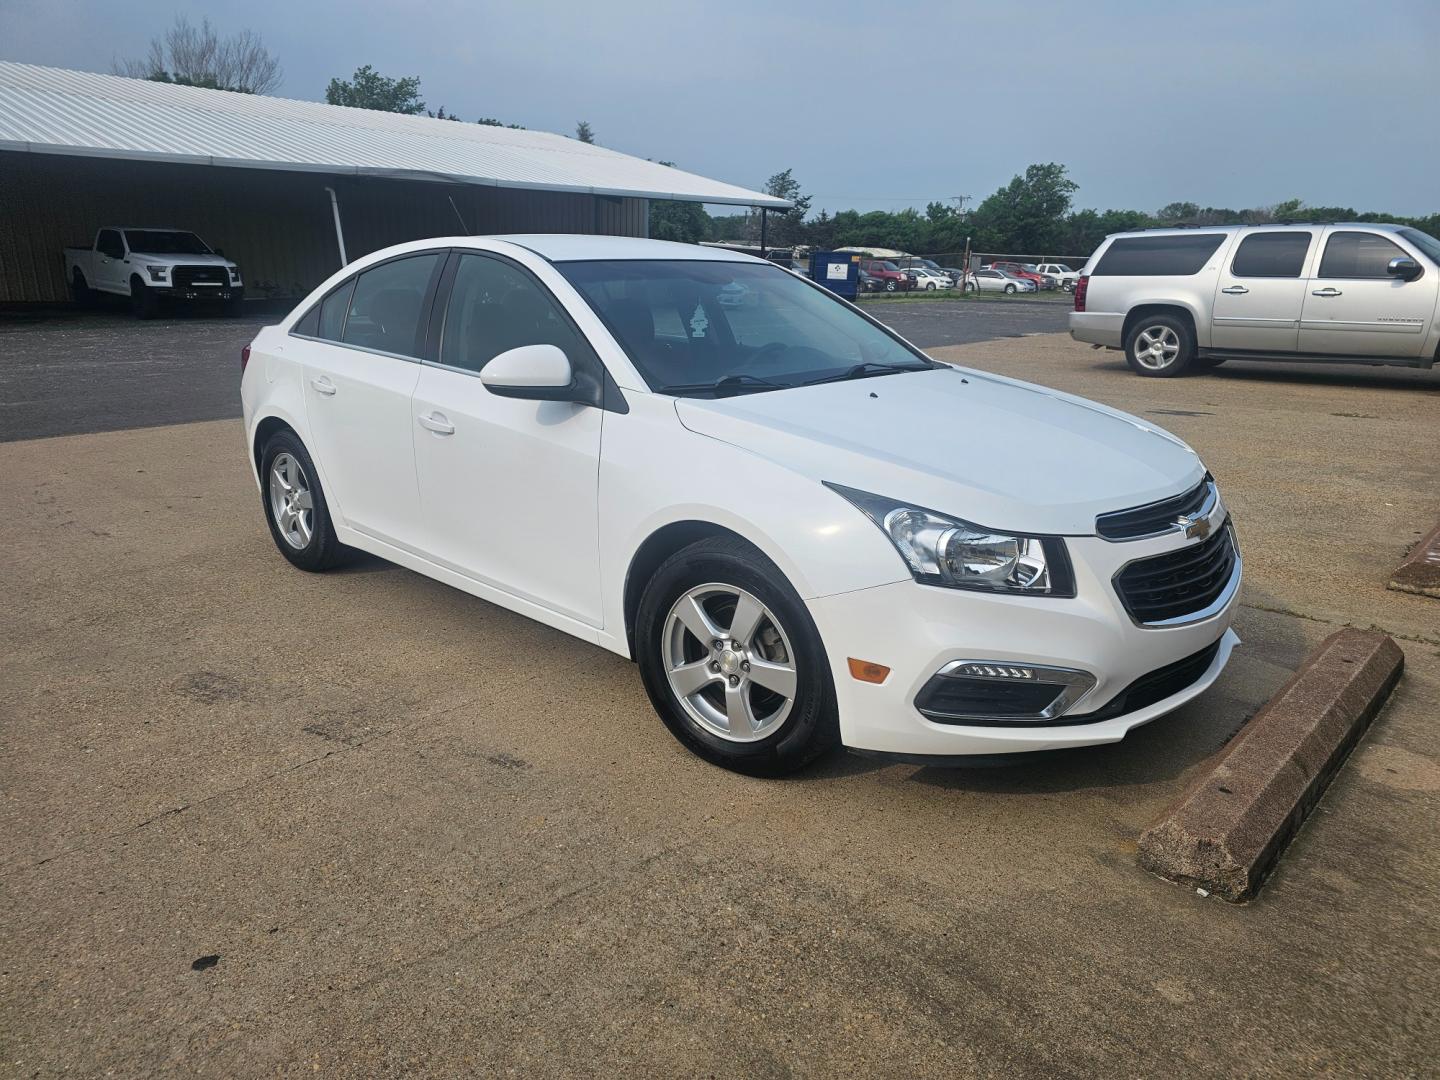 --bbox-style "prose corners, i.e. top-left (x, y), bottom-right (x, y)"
top-left (805, 506), bottom-right (1241, 758)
